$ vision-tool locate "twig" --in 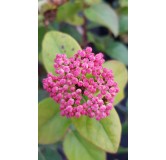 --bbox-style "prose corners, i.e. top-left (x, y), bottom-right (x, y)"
top-left (82, 15), bottom-right (88, 48)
